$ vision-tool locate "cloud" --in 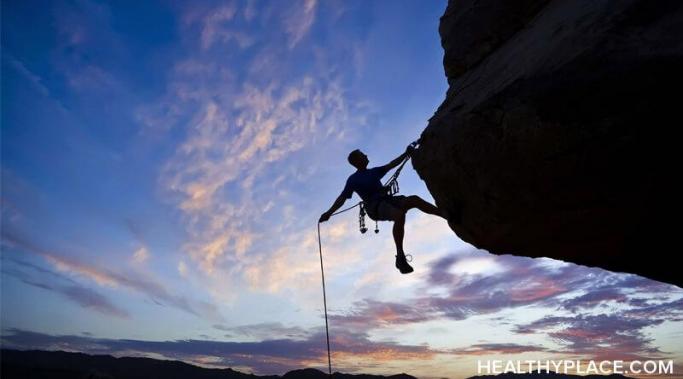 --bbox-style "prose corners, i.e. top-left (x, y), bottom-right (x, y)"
top-left (177, 260), bottom-right (189, 278)
top-left (560, 288), bottom-right (629, 311)
top-left (213, 322), bottom-right (311, 340)
top-left (51, 0), bottom-right (125, 95)
top-left (6, 55), bottom-right (50, 97)
top-left (160, 75), bottom-right (351, 276)
top-left (283, 0), bottom-right (318, 49)
top-left (511, 285), bottom-right (683, 362)
top-left (3, 54), bottom-right (69, 114)
top-left (1, 261), bottom-right (129, 319)
top-left (325, 249), bottom-right (683, 363)
top-left (1, 231), bottom-right (220, 320)
top-left (131, 247), bottom-right (150, 265)
top-left (1, 327), bottom-right (437, 375)
top-left (448, 343), bottom-right (548, 356)
top-left (328, 252), bottom-right (587, 332)
top-left (513, 313), bottom-right (669, 361)
top-left (199, 4), bottom-right (239, 50)
top-left (407, 252), bottom-right (599, 321)
top-left (623, 297), bottom-right (683, 321)
top-left (330, 299), bottom-right (434, 331)
top-left (142, 2), bottom-right (368, 304)
top-left (59, 285), bottom-right (130, 318)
